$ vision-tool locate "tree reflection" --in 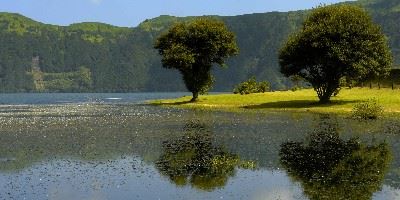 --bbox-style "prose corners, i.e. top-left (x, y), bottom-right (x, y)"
top-left (280, 116), bottom-right (392, 200)
top-left (156, 121), bottom-right (255, 191)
